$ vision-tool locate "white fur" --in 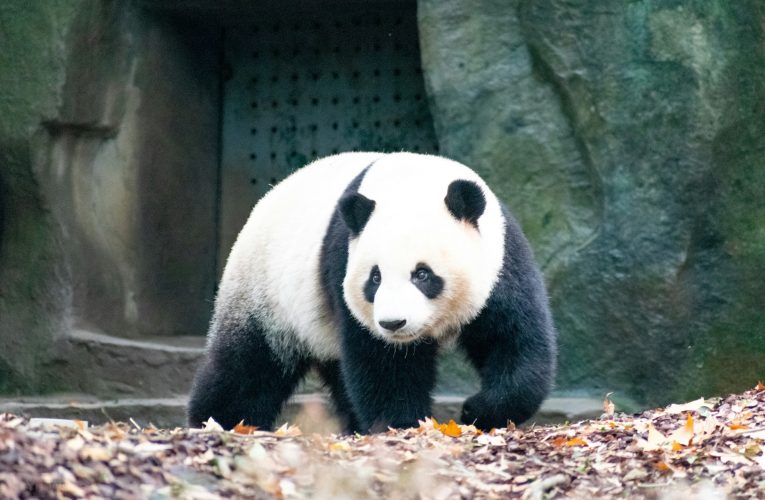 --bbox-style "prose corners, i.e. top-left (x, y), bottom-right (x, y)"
top-left (214, 152), bottom-right (384, 362)
top-left (214, 152), bottom-right (506, 362)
